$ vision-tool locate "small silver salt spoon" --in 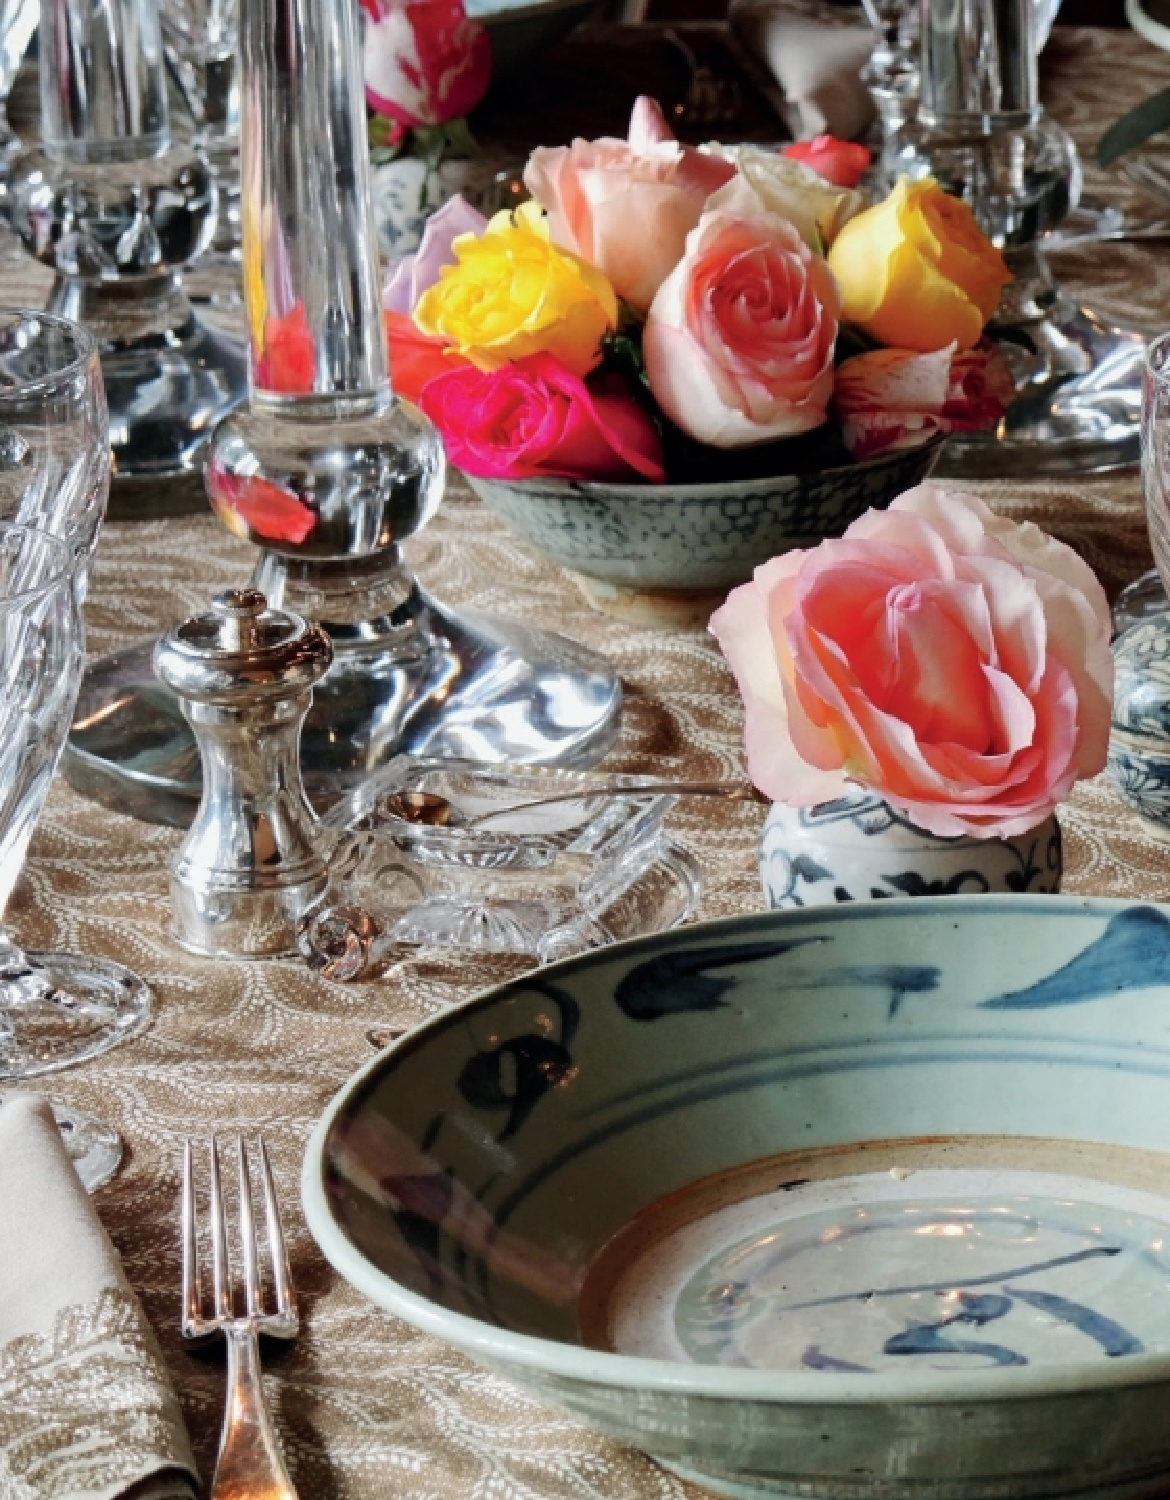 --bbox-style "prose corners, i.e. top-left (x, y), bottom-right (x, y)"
top-left (384, 779), bottom-right (764, 829)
